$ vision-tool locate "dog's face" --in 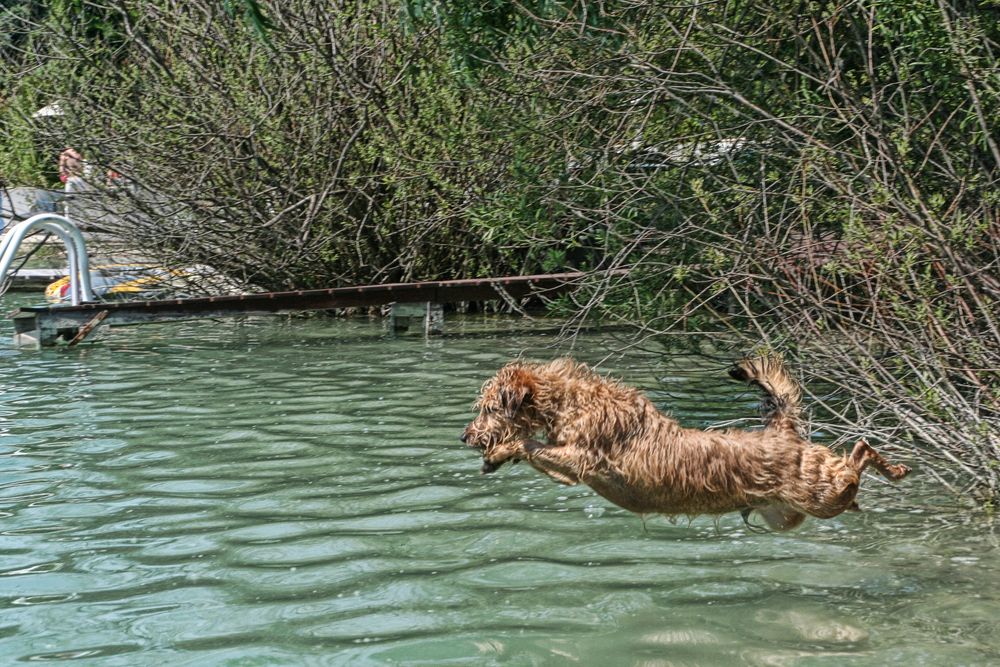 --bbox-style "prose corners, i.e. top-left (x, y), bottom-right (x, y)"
top-left (462, 363), bottom-right (540, 472)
